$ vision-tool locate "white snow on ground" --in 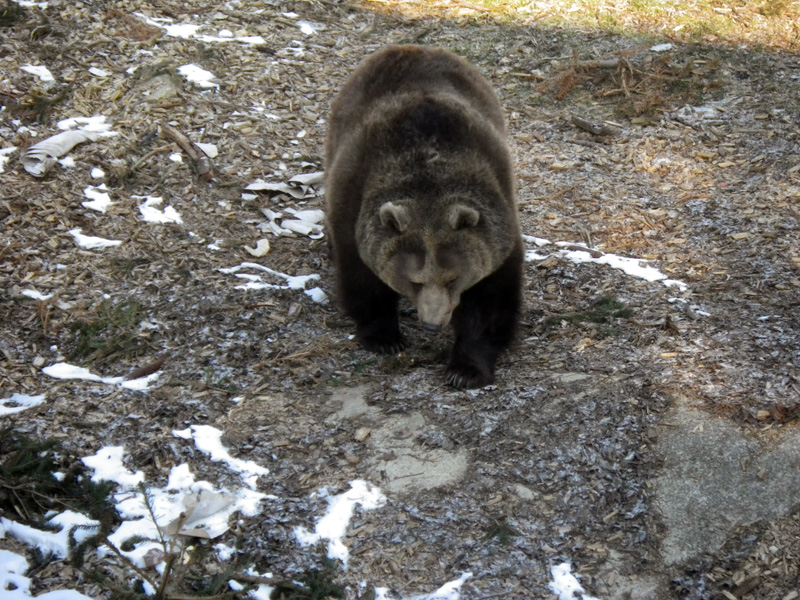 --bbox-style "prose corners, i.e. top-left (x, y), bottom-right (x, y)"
top-left (294, 479), bottom-right (387, 567)
top-left (4, 421), bottom-right (503, 600)
top-left (68, 228), bottom-right (122, 249)
top-left (231, 567), bottom-right (275, 599)
top-left (173, 425), bottom-right (270, 489)
top-left (1, 511), bottom-right (100, 560)
top-left (548, 562), bottom-right (601, 600)
top-left (0, 549), bottom-right (93, 600)
top-left (178, 63), bottom-right (219, 89)
top-left (20, 64), bottom-right (54, 82)
top-left (0, 393), bottom-right (46, 416)
top-left (82, 446), bottom-right (145, 487)
top-left (220, 261), bottom-right (328, 304)
top-left (20, 289), bottom-right (53, 300)
top-left (195, 142), bottom-right (218, 158)
top-left (375, 572), bottom-right (472, 600)
top-left (43, 362), bottom-right (123, 385)
top-left (523, 235), bottom-right (688, 291)
top-left (42, 362), bottom-right (160, 391)
top-left (137, 13), bottom-right (266, 45)
top-left (0, 146), bottom-right (17, 173)
top-left (104, 464), bottom-right (266, 563)
top-left (81, 184), bottom-right (113, 212)
top-left (136, 195), bottom-right (183, 224)
top-left (81, 442), bottom-right (269, 568)
top-left (56, 116), bottom-right (116, 136)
